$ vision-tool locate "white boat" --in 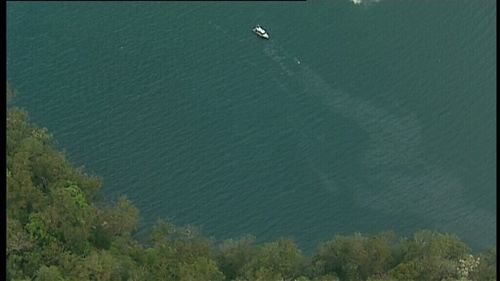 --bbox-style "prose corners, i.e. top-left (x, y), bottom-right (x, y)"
top-left (252, 25), bottom-right (269, 39)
